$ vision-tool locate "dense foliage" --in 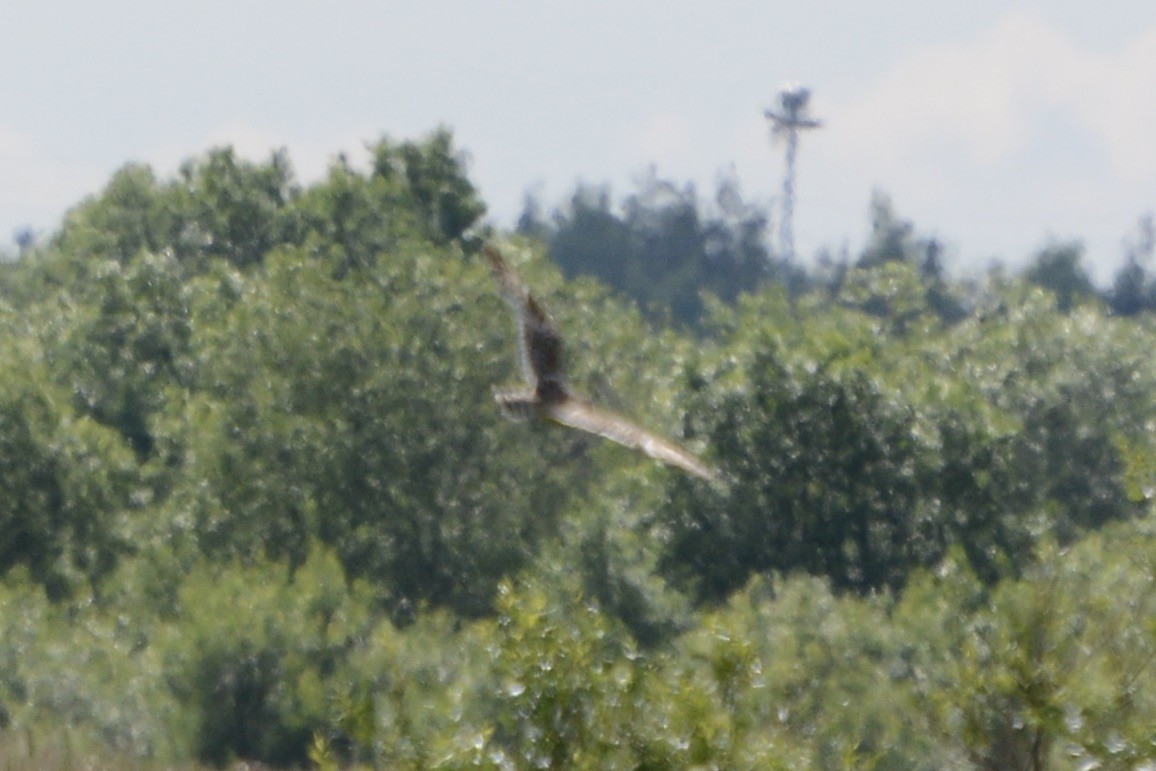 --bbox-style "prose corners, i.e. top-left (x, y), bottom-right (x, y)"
top-left (517, 170), bottom-right (807, 326)
top-left (0, 130), bottom-right (1153, 769)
